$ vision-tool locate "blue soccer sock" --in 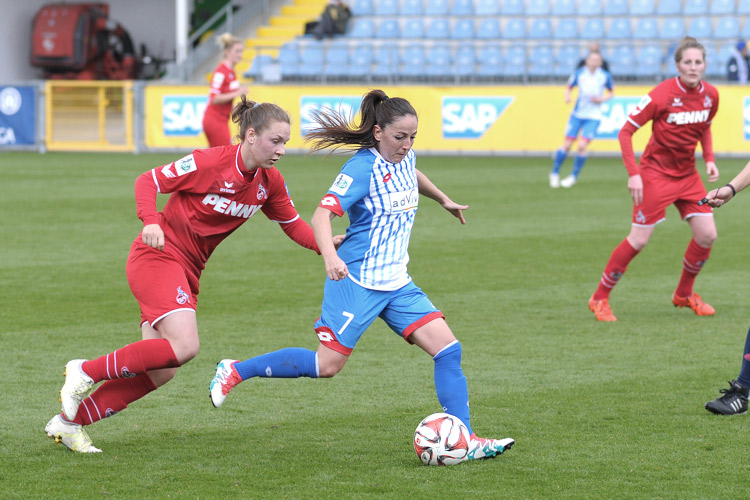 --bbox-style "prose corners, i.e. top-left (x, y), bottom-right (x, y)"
top-left (234, 348), bottom-right (318, 380)
top-left (551, 149), bottom-right (567, 174)
top-left (736, 326), bottom-right (750, 396)
top-left (433, 340), bottom-right (473, 435)
top-left (571, 154), bottom-right (588, 178)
